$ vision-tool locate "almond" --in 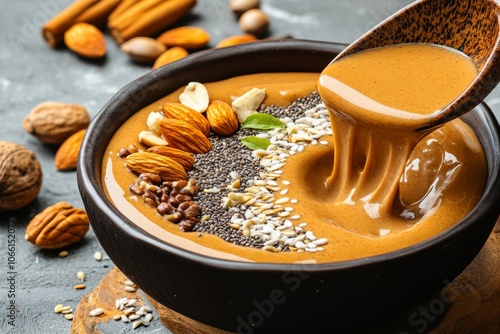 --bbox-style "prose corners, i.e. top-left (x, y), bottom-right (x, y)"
top-left (121, 36), bottom-right (167, 63)
top-left (157, 26), bottom-right (210, 50)
top-left (25, 201), bottom-right (89, 249)
top-left (206, 100), bottom-right (239, 136)
top-left (125, 151), bottom-right (187, 181)
top-left (159, 118), bottom-right (212, 154)
top-left (216, 34), bottom-right (257, 48)
top-left (147, 146), bottom-right (195, 171)
top-left (161, 103), bottom-right (211, 137)
top-left (153, 47), bottom-right (189, 69)
top-left (55, 129), bottom-right (86, 171)
top-left (64, 23), bottom-right (106, 58)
